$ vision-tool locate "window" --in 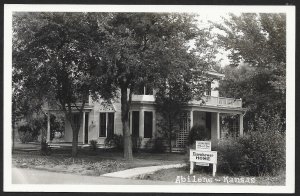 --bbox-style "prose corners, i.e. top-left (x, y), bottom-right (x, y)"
top-left (135, 84), bottom-right (145, 95)
top-left (99, 113), bottom-right (106, 137)
top-left (144, 111), bottom-right (153, 138)
top-left (206, 81), bottom-right (211, 96)
top-left (99, 112), bottom-right (114, 137)
top-left (132, 111), bottom-right (140, 137)
top-left (145, 85), bottom-right (153, 95)
top-left (107, 113), bottom-right (114, 138)
top-left (134, 84), bottom-right (153, 95)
